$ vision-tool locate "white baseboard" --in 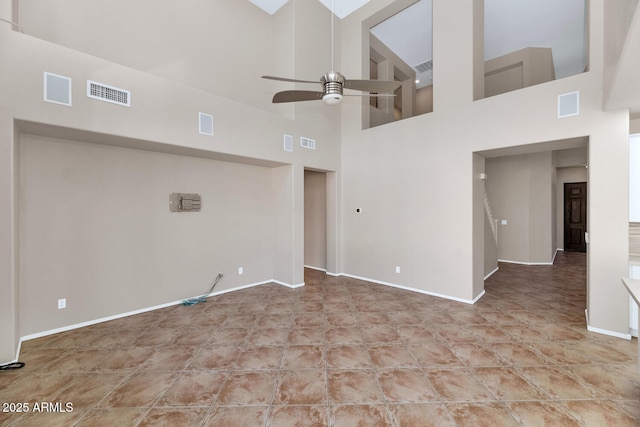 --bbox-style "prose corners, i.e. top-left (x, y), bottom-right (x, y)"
top-left (303, 265), bottom-right (340, 277)
top-left (484, 266), bottom-right (499, 280)
top-left (340, 273), bottom-right (484, 305)
top-left (20, 279), bottom-right (288, 344)
top-left (586, 325), bottom-right (632, 340)
top-left (303, 265), bottom-right (327, 272)
top-left (498, 259), bottom-right (554, 266)
top-left (585, 309), bottom-right (632, 340)
top-left (273, 280), bottom-right (305, 289)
